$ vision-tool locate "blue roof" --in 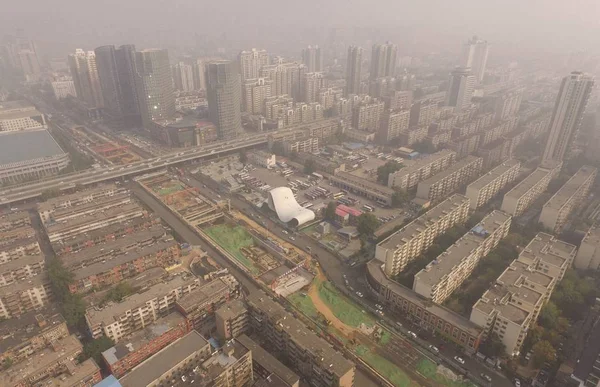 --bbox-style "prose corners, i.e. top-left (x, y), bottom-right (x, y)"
top-left (94, 376), bottom-right (122, 387)
top-left (342, 142), bottom-right (364, 150)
